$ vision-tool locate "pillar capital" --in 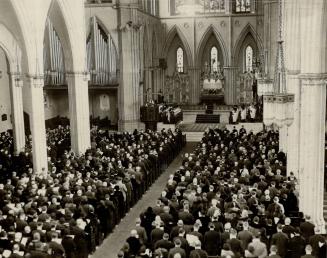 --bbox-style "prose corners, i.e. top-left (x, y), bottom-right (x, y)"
top-left (299, 73), bottom-right (327, 86)
top-left (25, 74), bottom-right (44, 88)
top-left (8, 73), bottom-right (24, 88)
